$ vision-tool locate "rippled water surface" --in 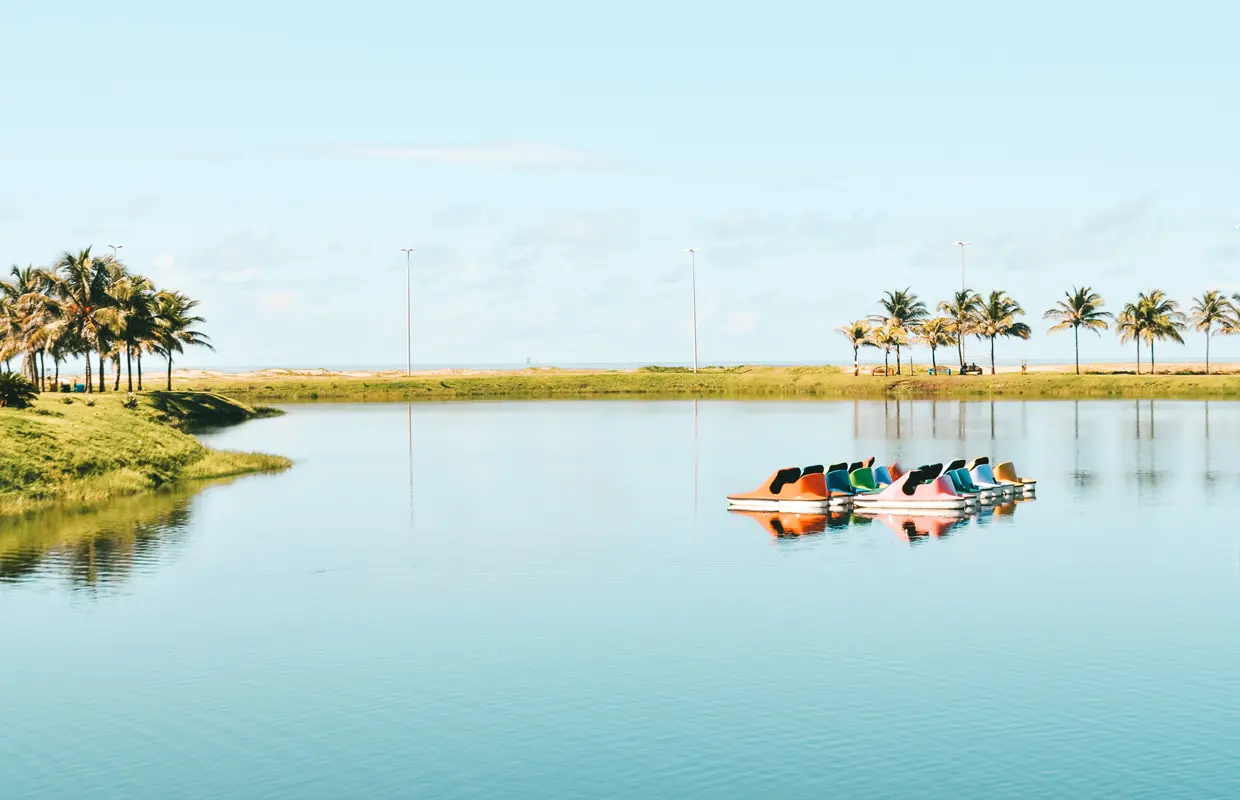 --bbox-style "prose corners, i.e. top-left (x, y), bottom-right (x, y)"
top-left (4, 400), bottom-right (1240, 799)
